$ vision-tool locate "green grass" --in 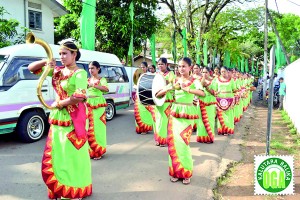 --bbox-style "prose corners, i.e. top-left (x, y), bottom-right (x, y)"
top-left (287, 123), bottom-right (295, 129)
top-left (269, 149), bottom-right (277, 155)
top-left (271, 140), bottom-right (297, 154)
top-left (213, 162), bottom-right (238, 200)
top-left (289, 128), bottom-right (298, 135)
